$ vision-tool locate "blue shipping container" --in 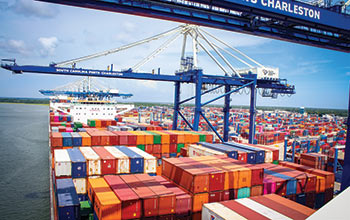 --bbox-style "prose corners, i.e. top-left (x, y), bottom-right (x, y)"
top-left (198, 142), bottom-right (238, 159)
top-left (67, 148), bottom-right (87, 178)
top-left (61, 132), bottom-right (73, 147)
top-left (57, 193), bottom-right (80, 220)
top-left (71, 132), bottom-right (82, 147)
top-left (217, 143), bottom-right (256, 164)
top-left (77, 128), bottom-right (86, 132)
top-left (56, 178), bottom-right (76, 194)
top-left (225, 142), bottom-right (265, 164)
top-left (115, 146), bottom-right (144, 173)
